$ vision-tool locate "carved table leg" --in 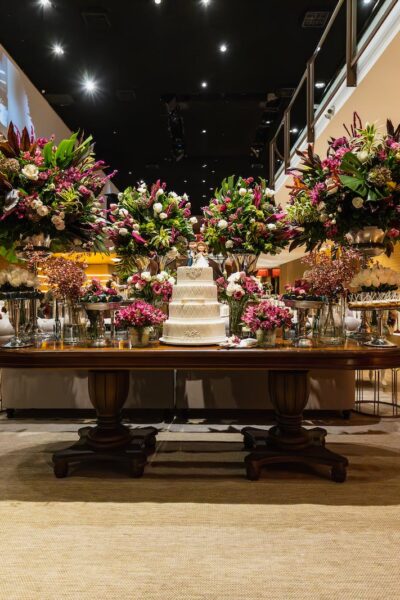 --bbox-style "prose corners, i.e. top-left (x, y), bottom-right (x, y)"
top-left (243, 370), bottom-right (348, 482)
top-left (52, 370), bottom-right (158, 478)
